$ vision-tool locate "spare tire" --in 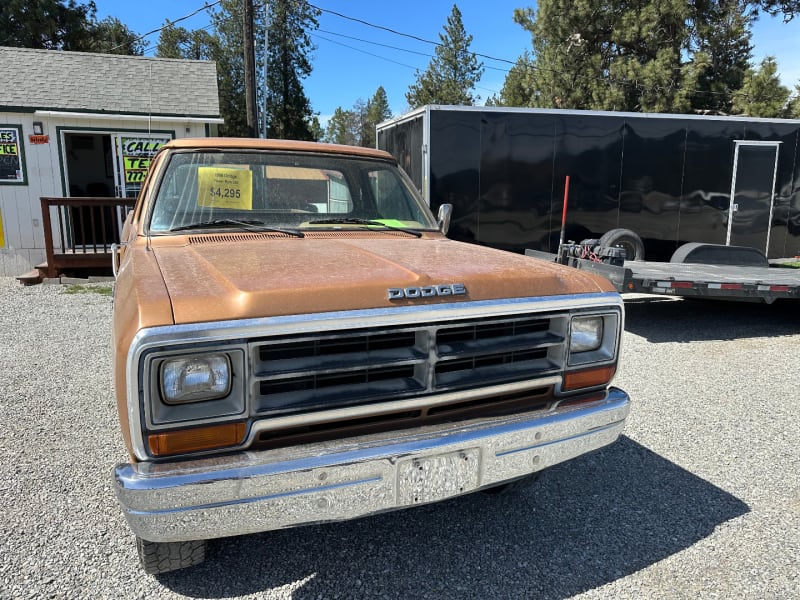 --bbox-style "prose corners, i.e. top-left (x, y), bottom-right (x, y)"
top-left (598, 228), bottom-right (645, 261)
